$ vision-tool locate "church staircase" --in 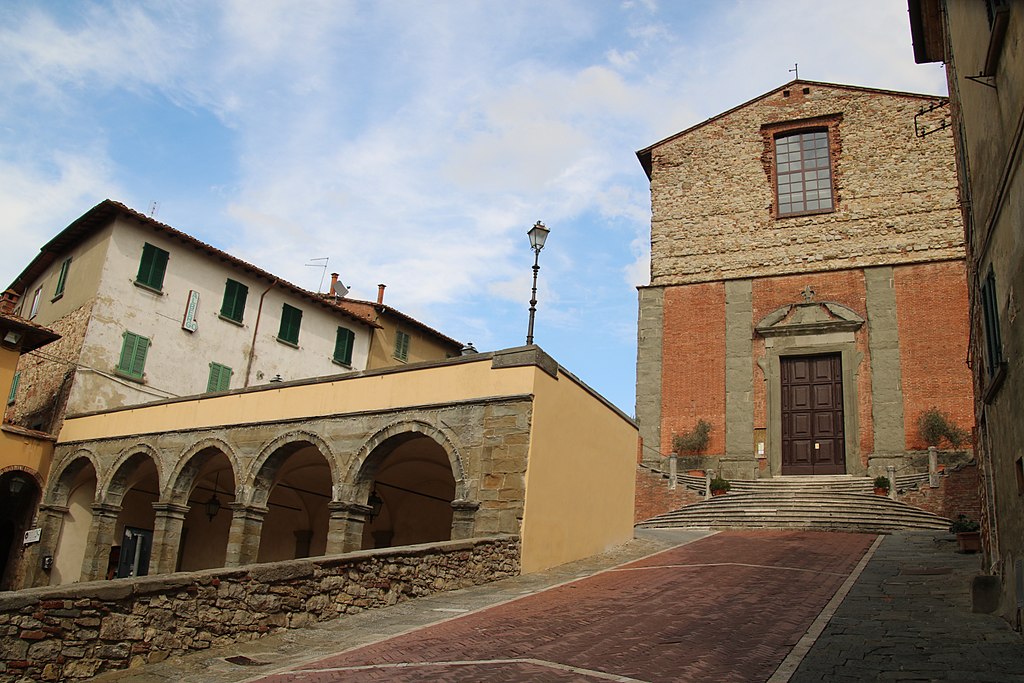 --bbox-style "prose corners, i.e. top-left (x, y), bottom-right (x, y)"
top-left (636, 474), bottom-right (950, 533)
